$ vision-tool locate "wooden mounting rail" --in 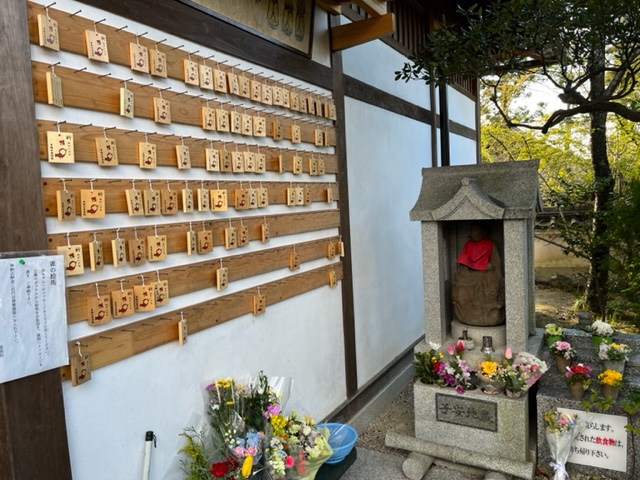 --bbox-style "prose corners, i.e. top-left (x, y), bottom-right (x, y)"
top-left (42, 176), bottom-right (339, 216)
top-left (36, 119), bottom-right (338, 172)
top-left (60, 263), bottom-right (343, 381)
top-left (64, 235), bottom-right (342, 324)
top-left (27, 2), bottom-right (335, 120)
top-left (32, 62), bottom-right (336, 146)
